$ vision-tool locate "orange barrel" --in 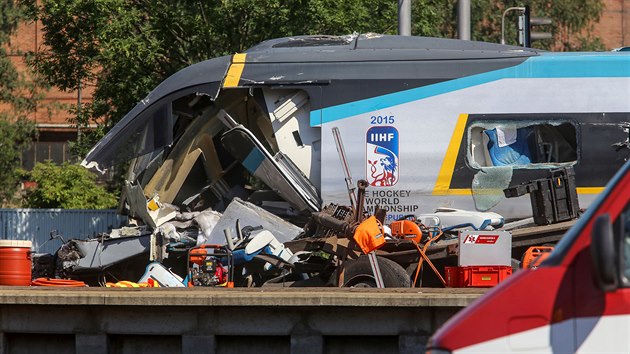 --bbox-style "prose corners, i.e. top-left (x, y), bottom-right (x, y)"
top-left (0, 240), bottom-right (33, 286)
